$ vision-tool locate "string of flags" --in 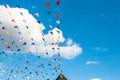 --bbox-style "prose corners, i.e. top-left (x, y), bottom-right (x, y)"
top-left (0, 0), bottom-right (62, 80)
top-left (0, 52), bottom-right (61, 80)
